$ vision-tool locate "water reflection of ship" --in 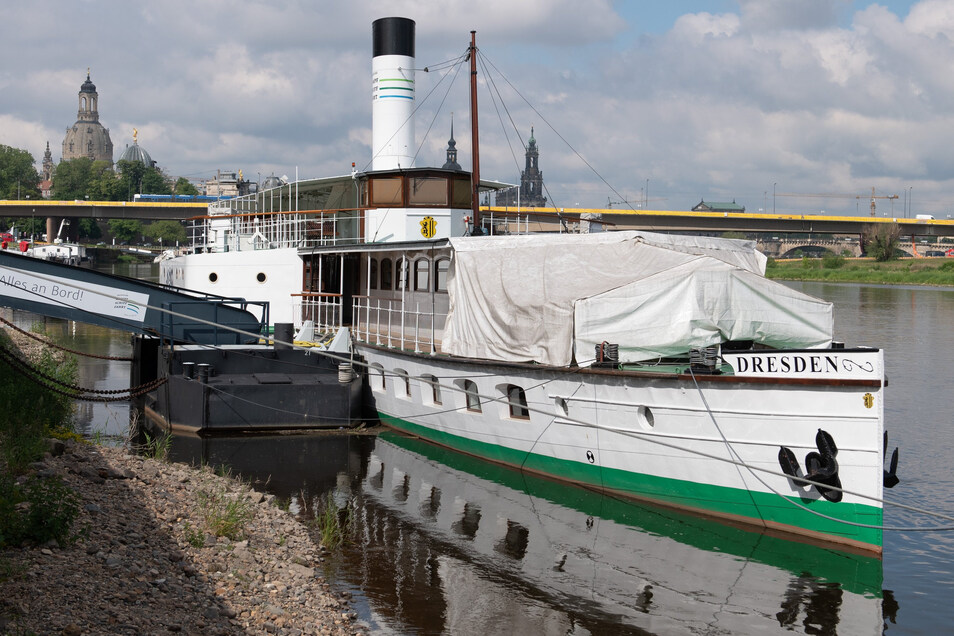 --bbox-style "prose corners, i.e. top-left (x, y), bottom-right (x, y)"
top-left (162, 430), bottom-right (892, 634)
top-left (355, 432), bottom-right (887, 635)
